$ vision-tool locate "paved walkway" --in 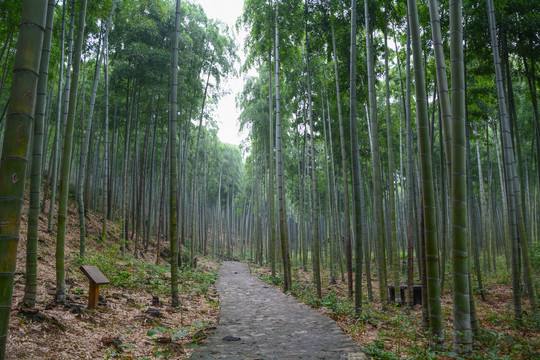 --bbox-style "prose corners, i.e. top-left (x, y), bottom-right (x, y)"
top-left (190, 261), bottom-right (367, 360)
